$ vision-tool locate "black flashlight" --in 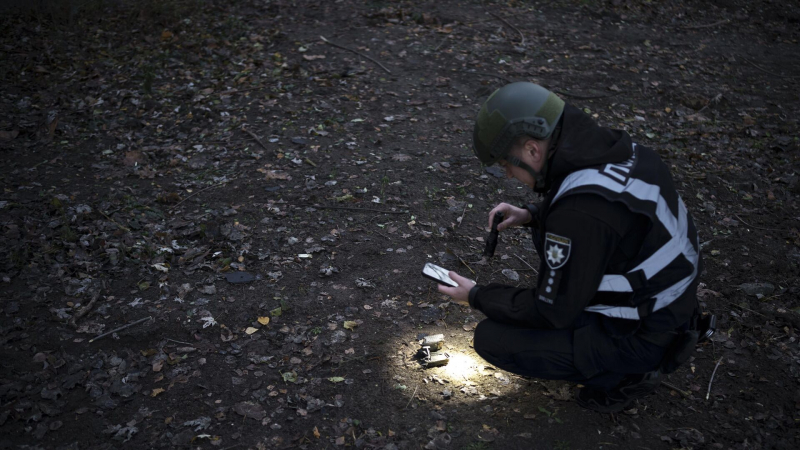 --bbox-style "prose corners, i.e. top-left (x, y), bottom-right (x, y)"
top-left (483, 211), bottom-right (504, 258)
